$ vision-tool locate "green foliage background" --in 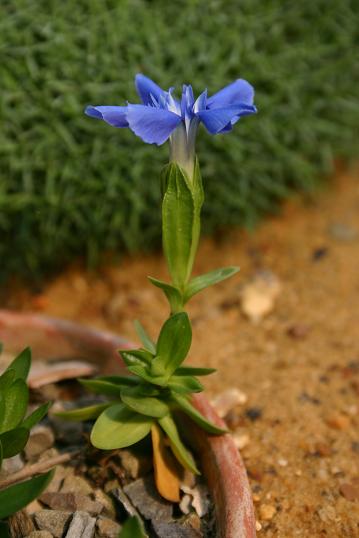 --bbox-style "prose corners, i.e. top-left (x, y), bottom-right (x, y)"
top-left (1, 0), bottom-right (358, 281)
